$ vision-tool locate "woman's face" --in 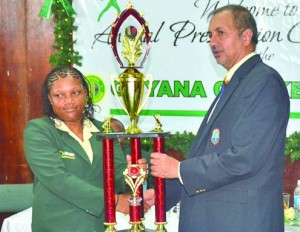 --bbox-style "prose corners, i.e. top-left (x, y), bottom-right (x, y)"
top-left (48, 76), bottom-right (87, 125)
